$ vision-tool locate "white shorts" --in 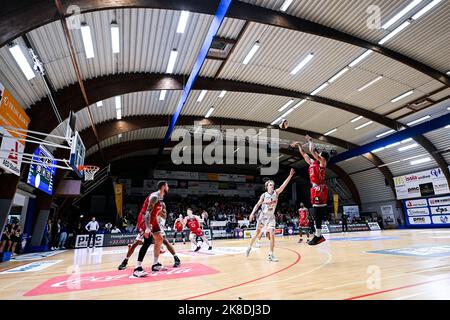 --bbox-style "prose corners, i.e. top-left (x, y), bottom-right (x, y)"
top-left (256, 211), bottom-right (276, 229)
